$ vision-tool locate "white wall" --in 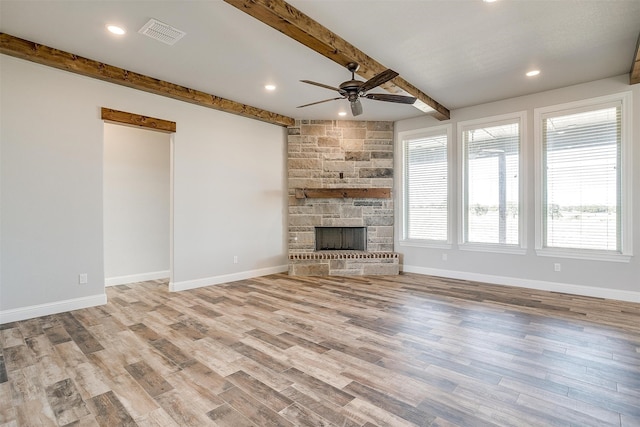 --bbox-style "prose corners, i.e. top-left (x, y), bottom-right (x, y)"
top-left (395, 75), bottom-right (640, 302)
top-left (0, 55), bottom-right (288, 322)
top-left (169, 103), bottom-right (289, 292)
top-left (103, 123), bottom-right (170, 285)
